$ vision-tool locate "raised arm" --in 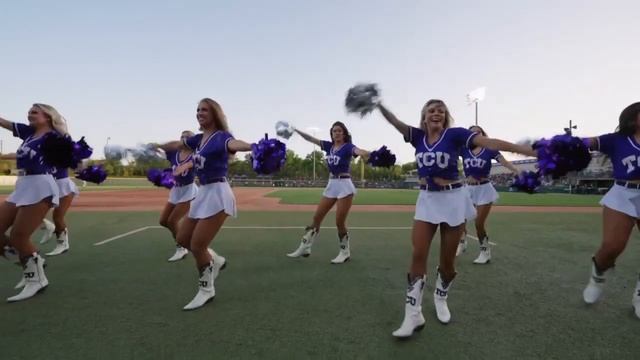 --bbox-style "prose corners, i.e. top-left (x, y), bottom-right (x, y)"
top-left (377, 104), bottom-right (410, 138)
top-left (154, 141), bottom-right (184, 152)
top-left (228, 139), bottom-right (252, 153)
top-left (294, 129), bottom-right (322, 147)
top-left (496, 155), bottom-right (520, 176)
top-left (0, 116), bottom-right (13, 131)
top-left (473, 136), bottom-right (536, 157)
top-left (354, 147), bottom-right (370, 158)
